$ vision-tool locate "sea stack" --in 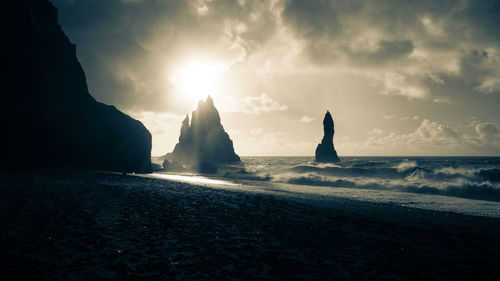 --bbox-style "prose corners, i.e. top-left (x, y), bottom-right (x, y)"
top-left (0, 0), bottom-right (152, 173)
top-left (166, 96), bottom-right (240, 166)
top-left (315, 111), bottom-right (340, 163)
